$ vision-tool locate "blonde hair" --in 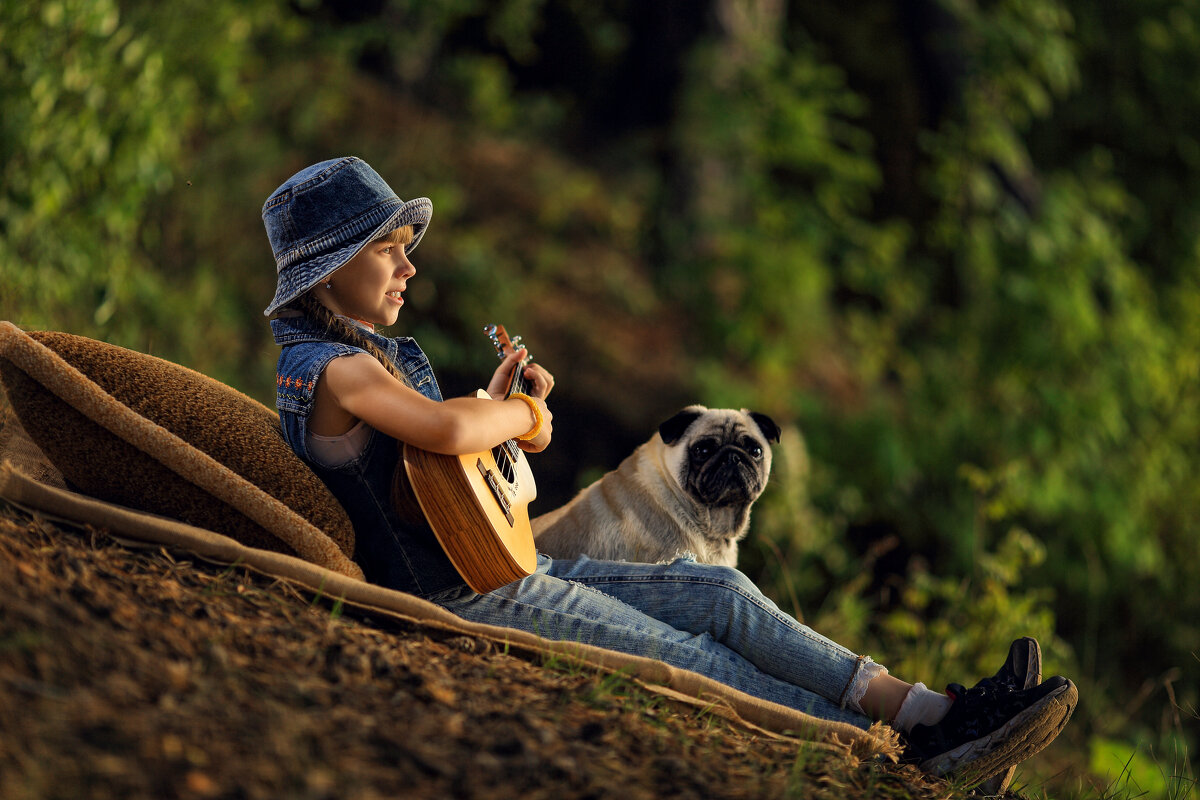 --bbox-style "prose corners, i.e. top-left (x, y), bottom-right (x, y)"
top-left (379, 225), bottom-right (416, 248)
top-left (291, 224), bottom-right (416, 386)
